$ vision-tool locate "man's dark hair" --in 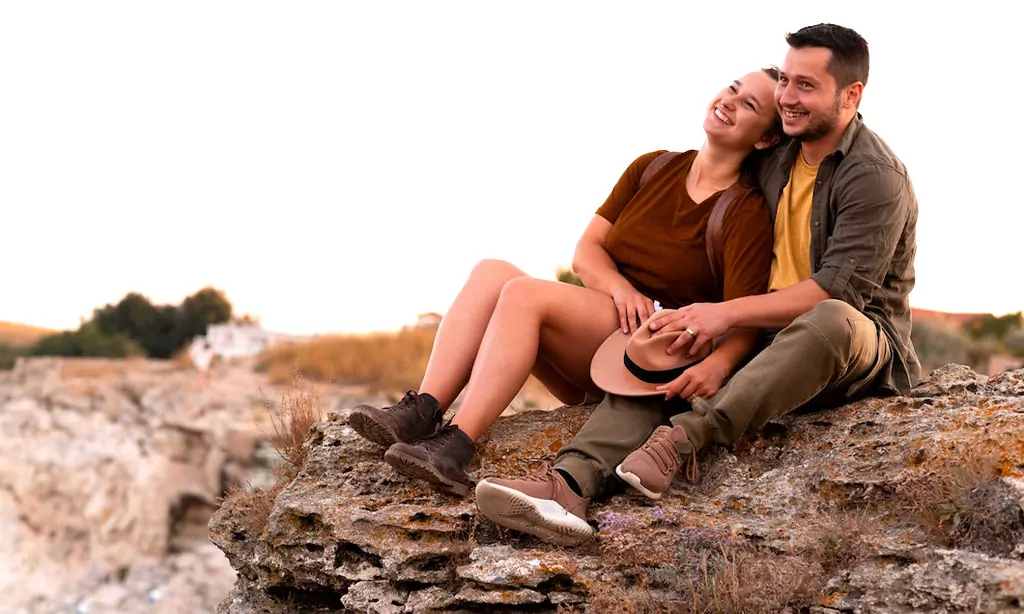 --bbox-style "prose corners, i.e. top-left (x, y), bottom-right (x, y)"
top-left (785, 23), bottom-right (869, 88)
